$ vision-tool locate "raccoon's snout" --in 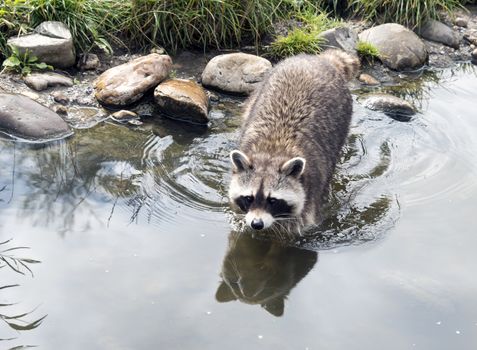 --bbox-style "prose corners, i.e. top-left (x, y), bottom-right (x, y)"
top-left (251, 218), bottom-right (264, 230)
